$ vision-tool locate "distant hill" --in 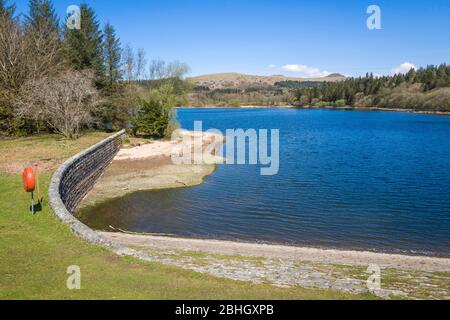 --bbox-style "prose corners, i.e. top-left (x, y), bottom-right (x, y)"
top-left (326, 73), bottom-right (346, 78)
top-left (190, 72), bottom-right (346, 89)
